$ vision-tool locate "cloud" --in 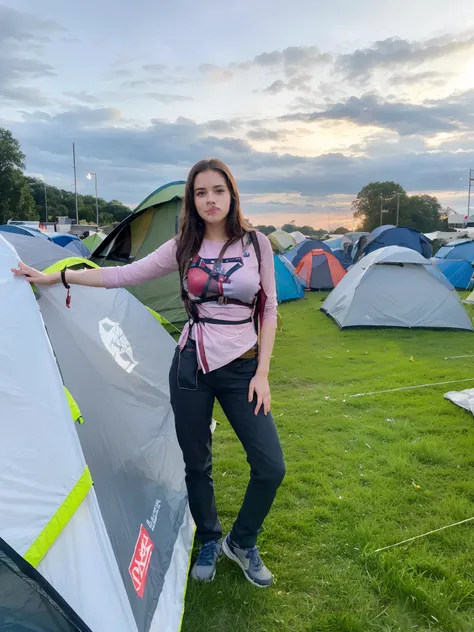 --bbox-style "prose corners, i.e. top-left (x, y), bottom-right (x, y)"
top-left (9, 104), bottom-right (472, 213)
top-left (388, 70), bottom-right (447, 86)
top-left (243, 46), bottom-right (331, 76)
top-left (147, 92), bottom-right (193, 103)
top-left (64, 91), bottom-right (101, 104)
top-left (142, 64), bottom-right (166, 75)
top-left (281, 89), bottom-right (474, 136)
top-left (263, 73), bottom-right (313, 95)
top-left (336, 30), bottom-right (474, 82)
top-left (246, 129), bottom-right (283, 141)
top-left (21, 106), bottom-right (124, 128)
top-left (120, 80), bottom-right (147, 89)
top-left (198, 64), bottom-right (234, 82)
top-left (264, 80), bottom-right (286, 95)
top-left (0, 6), bottom-right (61, 106)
